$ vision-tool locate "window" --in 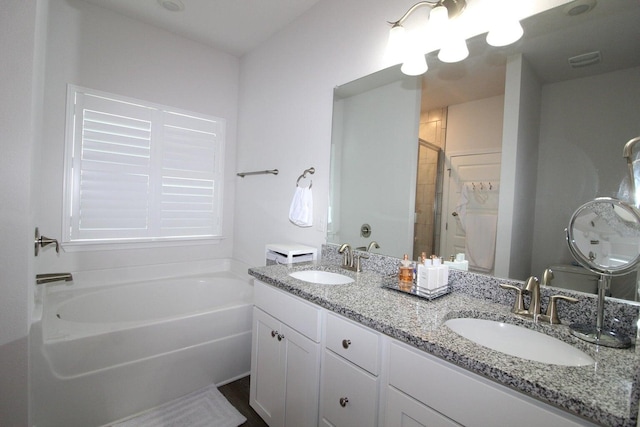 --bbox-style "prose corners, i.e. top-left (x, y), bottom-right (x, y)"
top-left (63, 85), bottom-right (225, 247)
